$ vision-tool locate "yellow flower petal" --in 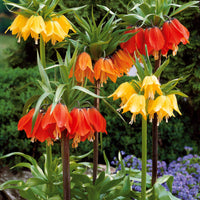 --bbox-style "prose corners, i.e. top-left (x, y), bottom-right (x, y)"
top-left (109, 82), bottom-right (136, 106)
top-left (122, 94), bottom-right (146, 123)
top-left (141, 75), bottom-right (162, 99)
